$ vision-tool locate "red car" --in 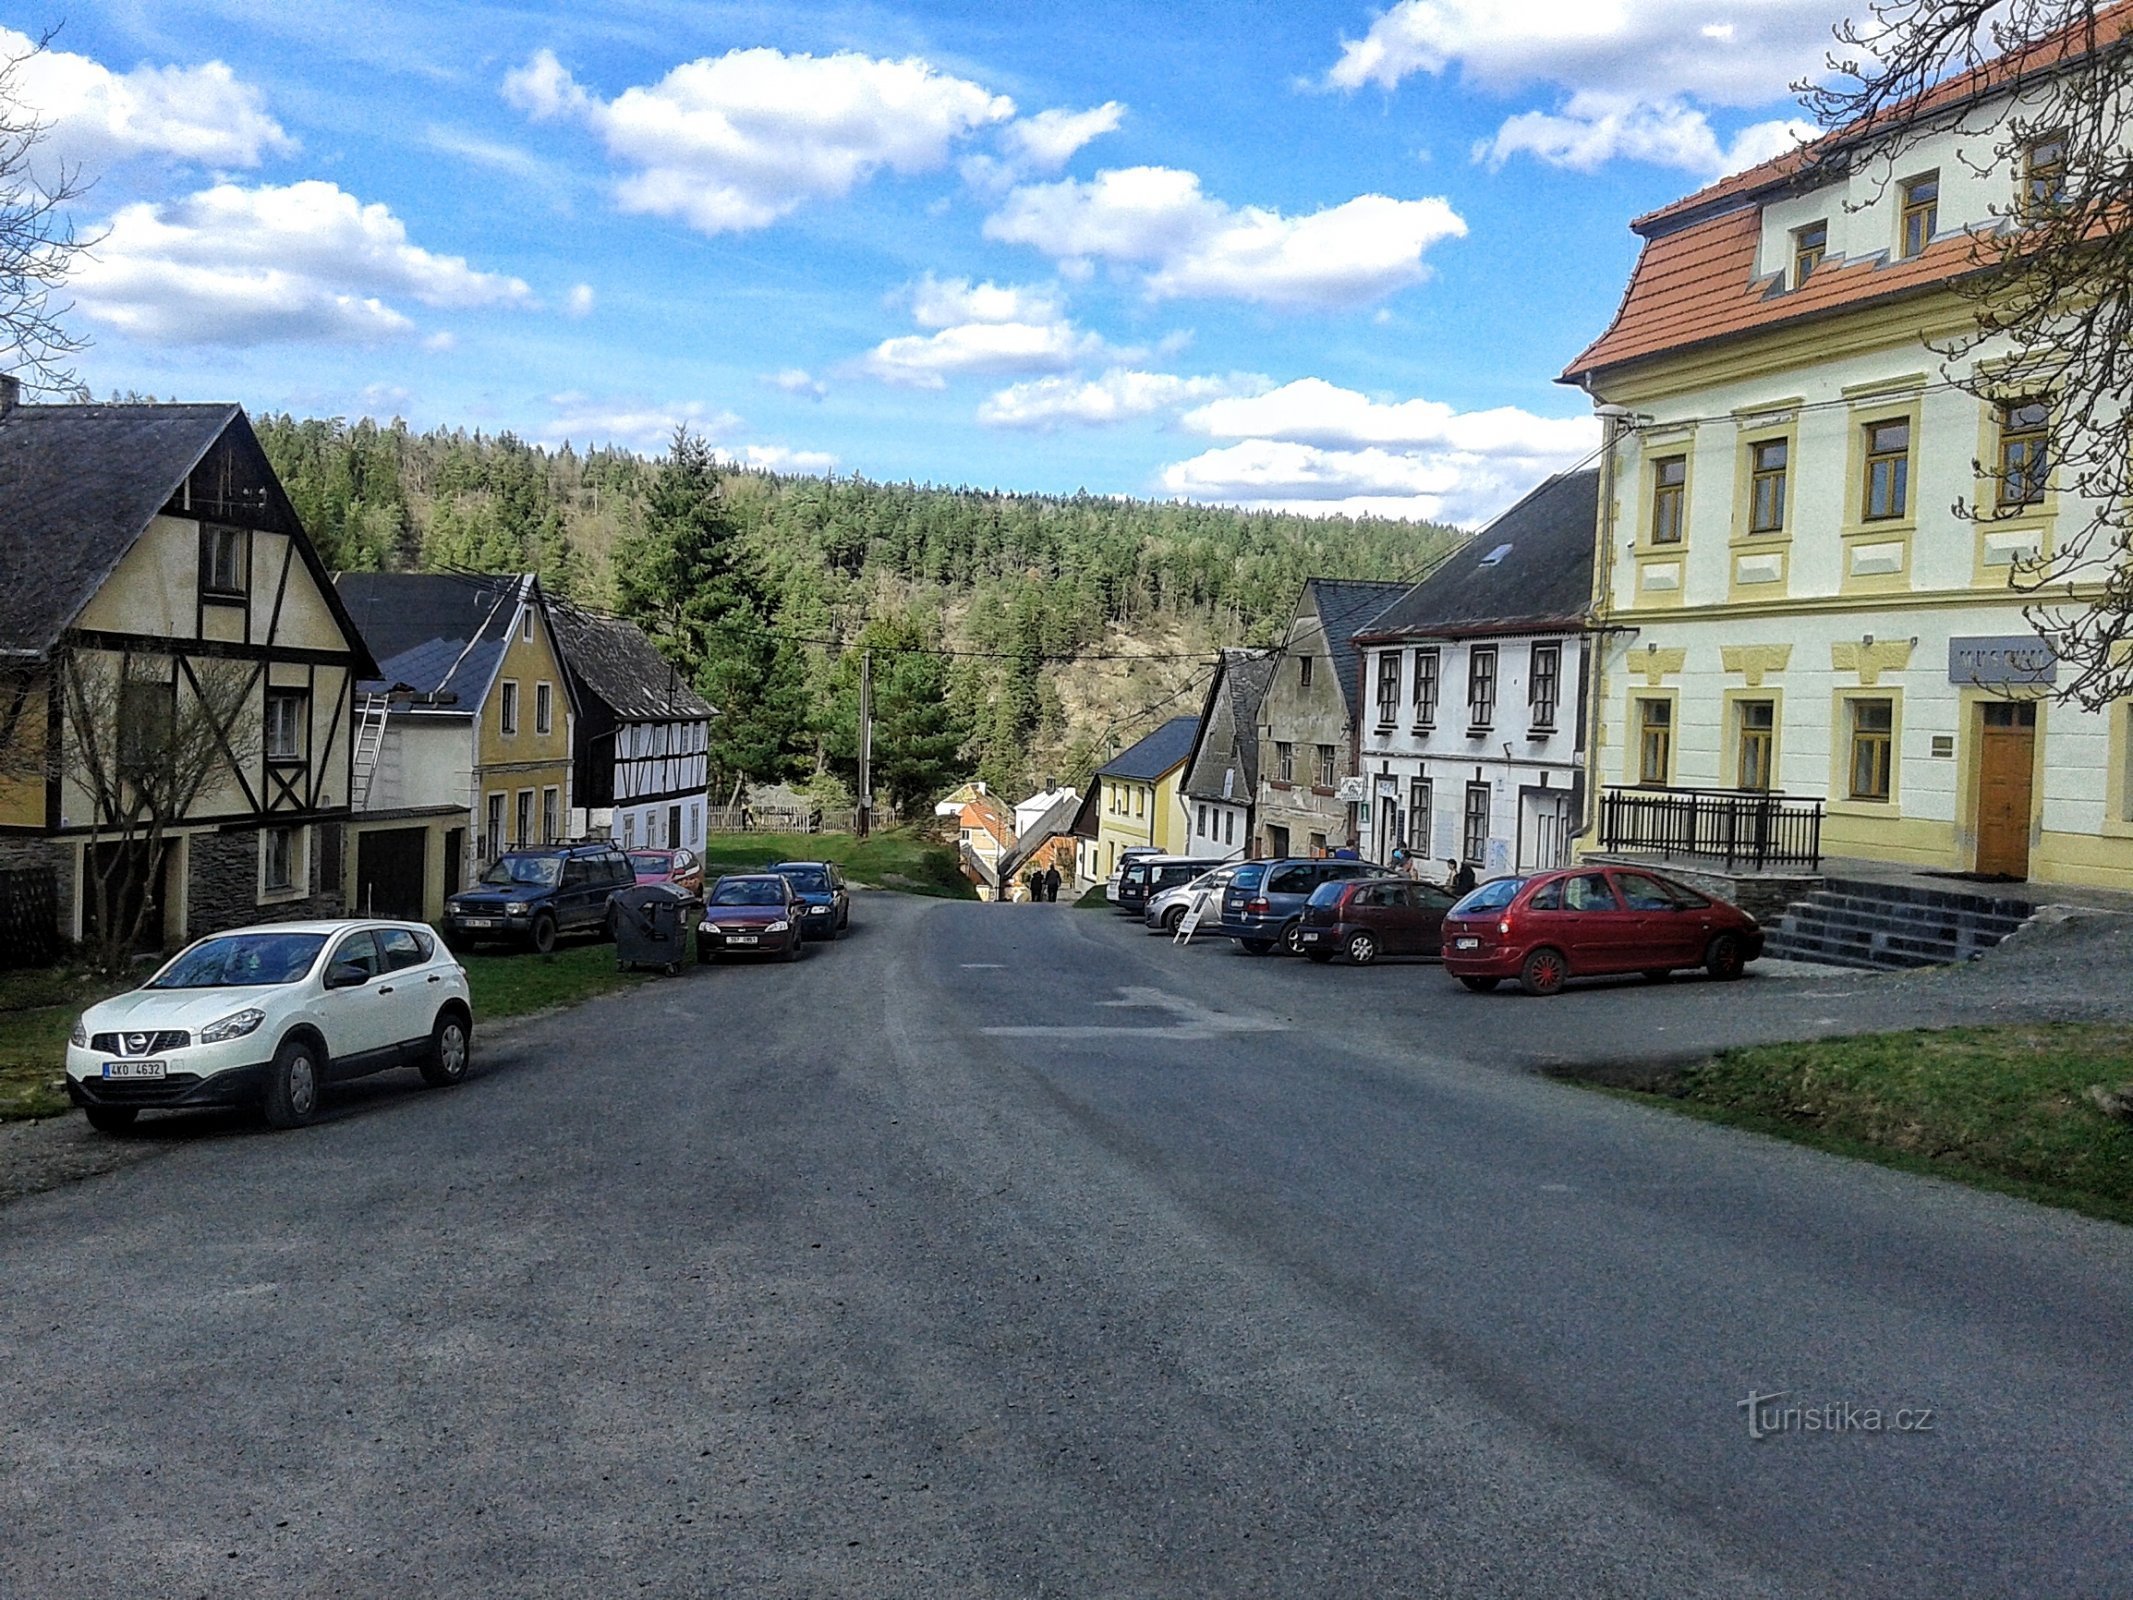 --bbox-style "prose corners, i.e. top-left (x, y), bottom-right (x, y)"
top-left (1440, 865), bottom-right (1762, 996)
top-left (695, 874), bottom-right (806, 963)
top-left (629, 847), bottom-right (703, 898)
top-left (1296, 876), bottom-right (1458, 965)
